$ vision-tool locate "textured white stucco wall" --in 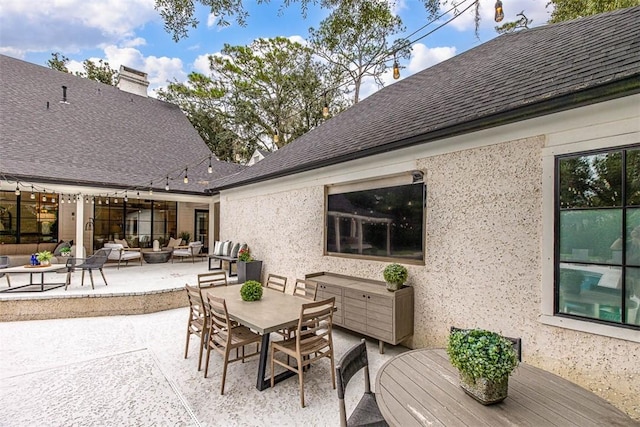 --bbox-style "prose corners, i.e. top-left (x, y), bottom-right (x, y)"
top-left (220, 133), bottom-right (639, 419)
